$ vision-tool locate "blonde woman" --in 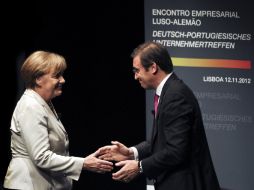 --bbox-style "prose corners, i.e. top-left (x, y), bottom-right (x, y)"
top-left (4, 51), bottom-right (113, 190)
